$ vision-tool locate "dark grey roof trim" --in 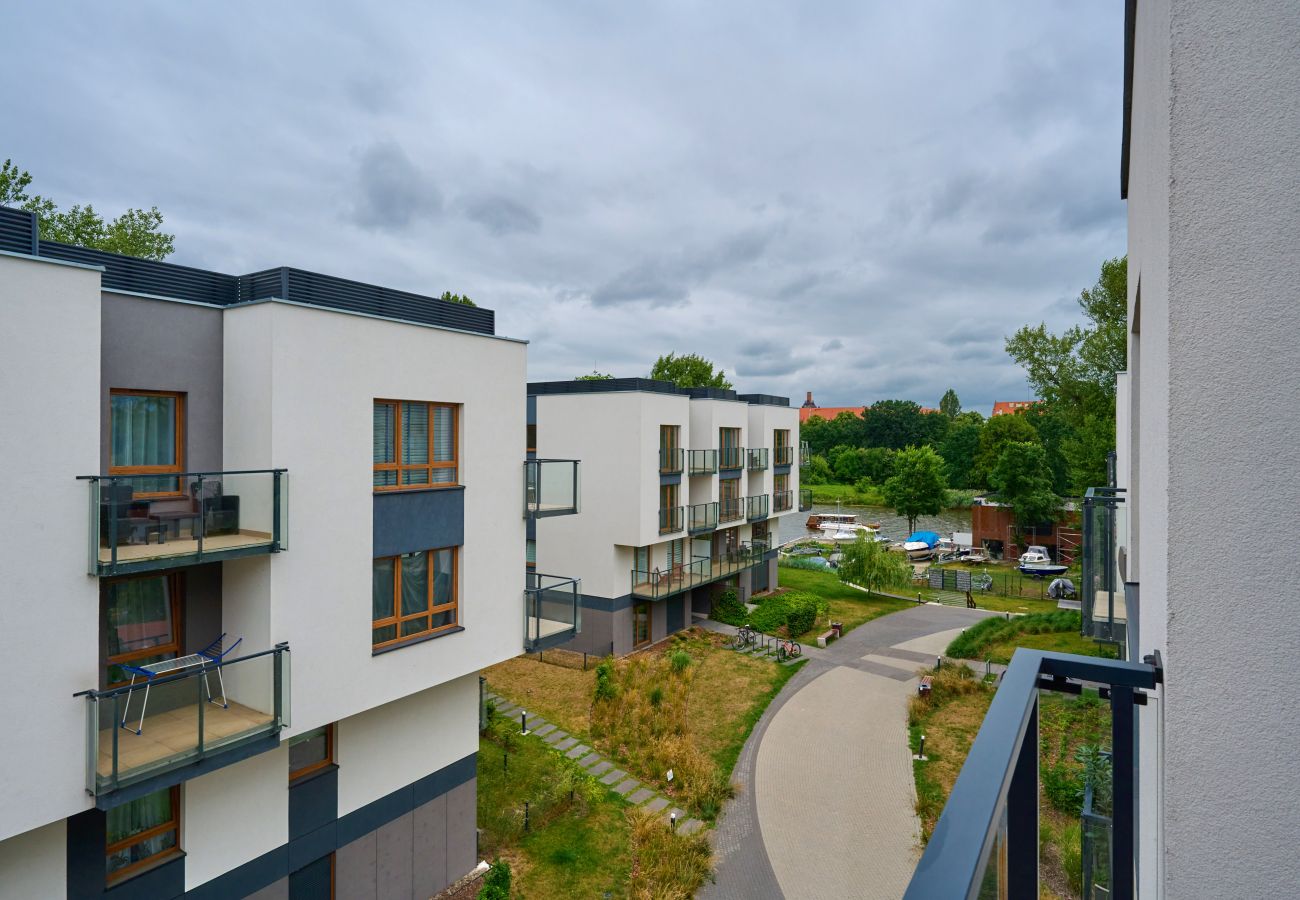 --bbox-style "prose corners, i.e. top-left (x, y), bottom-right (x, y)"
top-left (1121, 0), bottom-right (1136, 199)
top-left (528, 378), bottom-right (789, 406)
